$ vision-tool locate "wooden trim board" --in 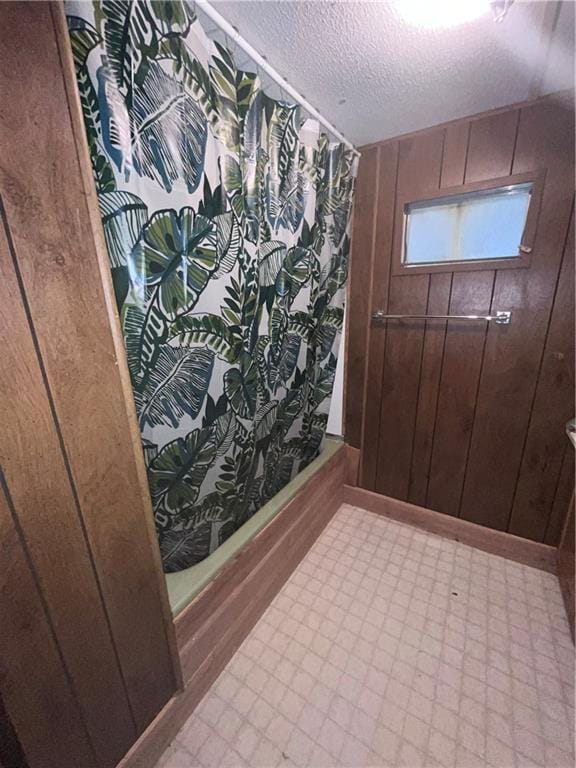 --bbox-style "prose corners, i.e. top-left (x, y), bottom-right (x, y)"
top-left (342, 485), bottom-right (557, 573)
top-left (118, 443), bottom-right (350, 768)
